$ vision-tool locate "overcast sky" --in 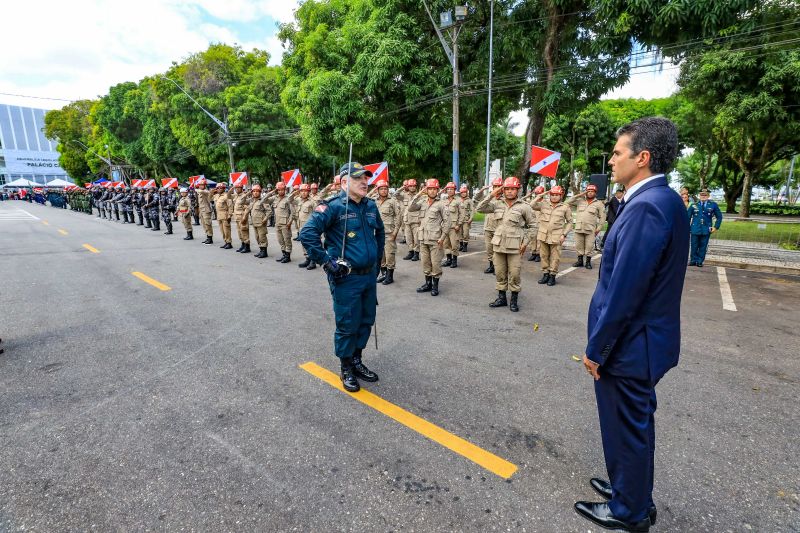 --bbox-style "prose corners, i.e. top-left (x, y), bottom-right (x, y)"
top-left (1, 0), bottom-right (678, 135)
